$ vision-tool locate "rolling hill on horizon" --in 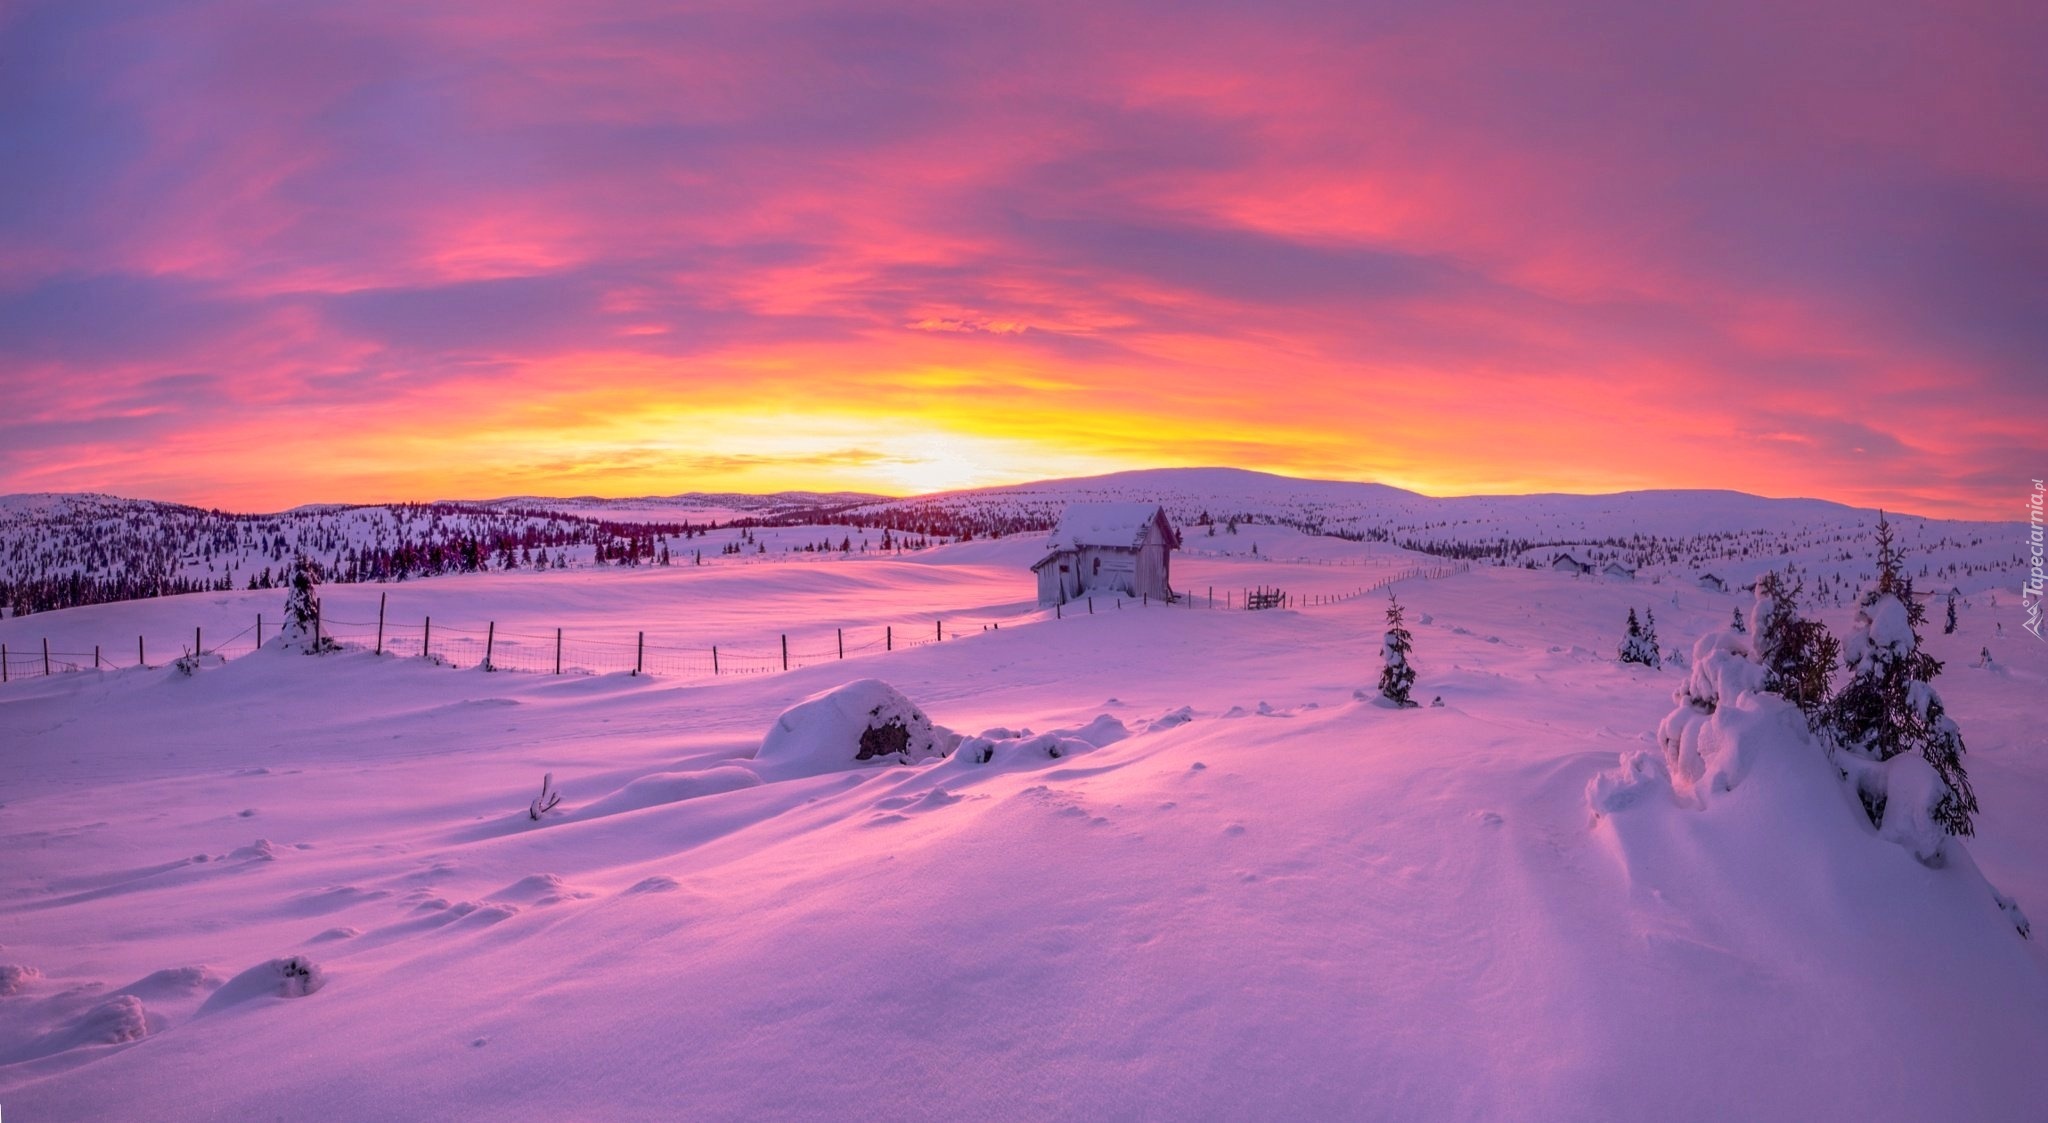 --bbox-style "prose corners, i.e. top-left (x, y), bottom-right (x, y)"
top-left (1, 468), bottom-right (2028, 619)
